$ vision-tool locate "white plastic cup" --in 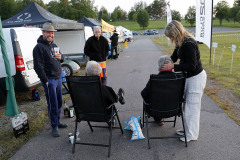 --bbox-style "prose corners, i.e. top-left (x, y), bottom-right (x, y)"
top-left (54, 47), bottom-right (60, 56)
